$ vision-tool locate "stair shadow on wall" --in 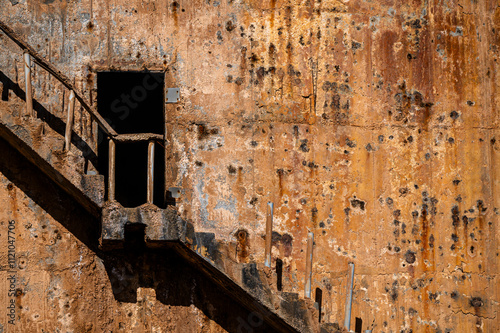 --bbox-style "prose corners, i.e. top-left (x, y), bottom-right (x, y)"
top-left (0, 126), bottom-right (301, 332)
top-left (101, 223), bottom-right (301, 333)
top-left (0, 71), bottom-right (97, 167)
top-left (0, 136), bottom-right (100, 250)
top-left (102, 245), bottom-right (283, 333)
top-left (0, 137), bottom-right (297, 332)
